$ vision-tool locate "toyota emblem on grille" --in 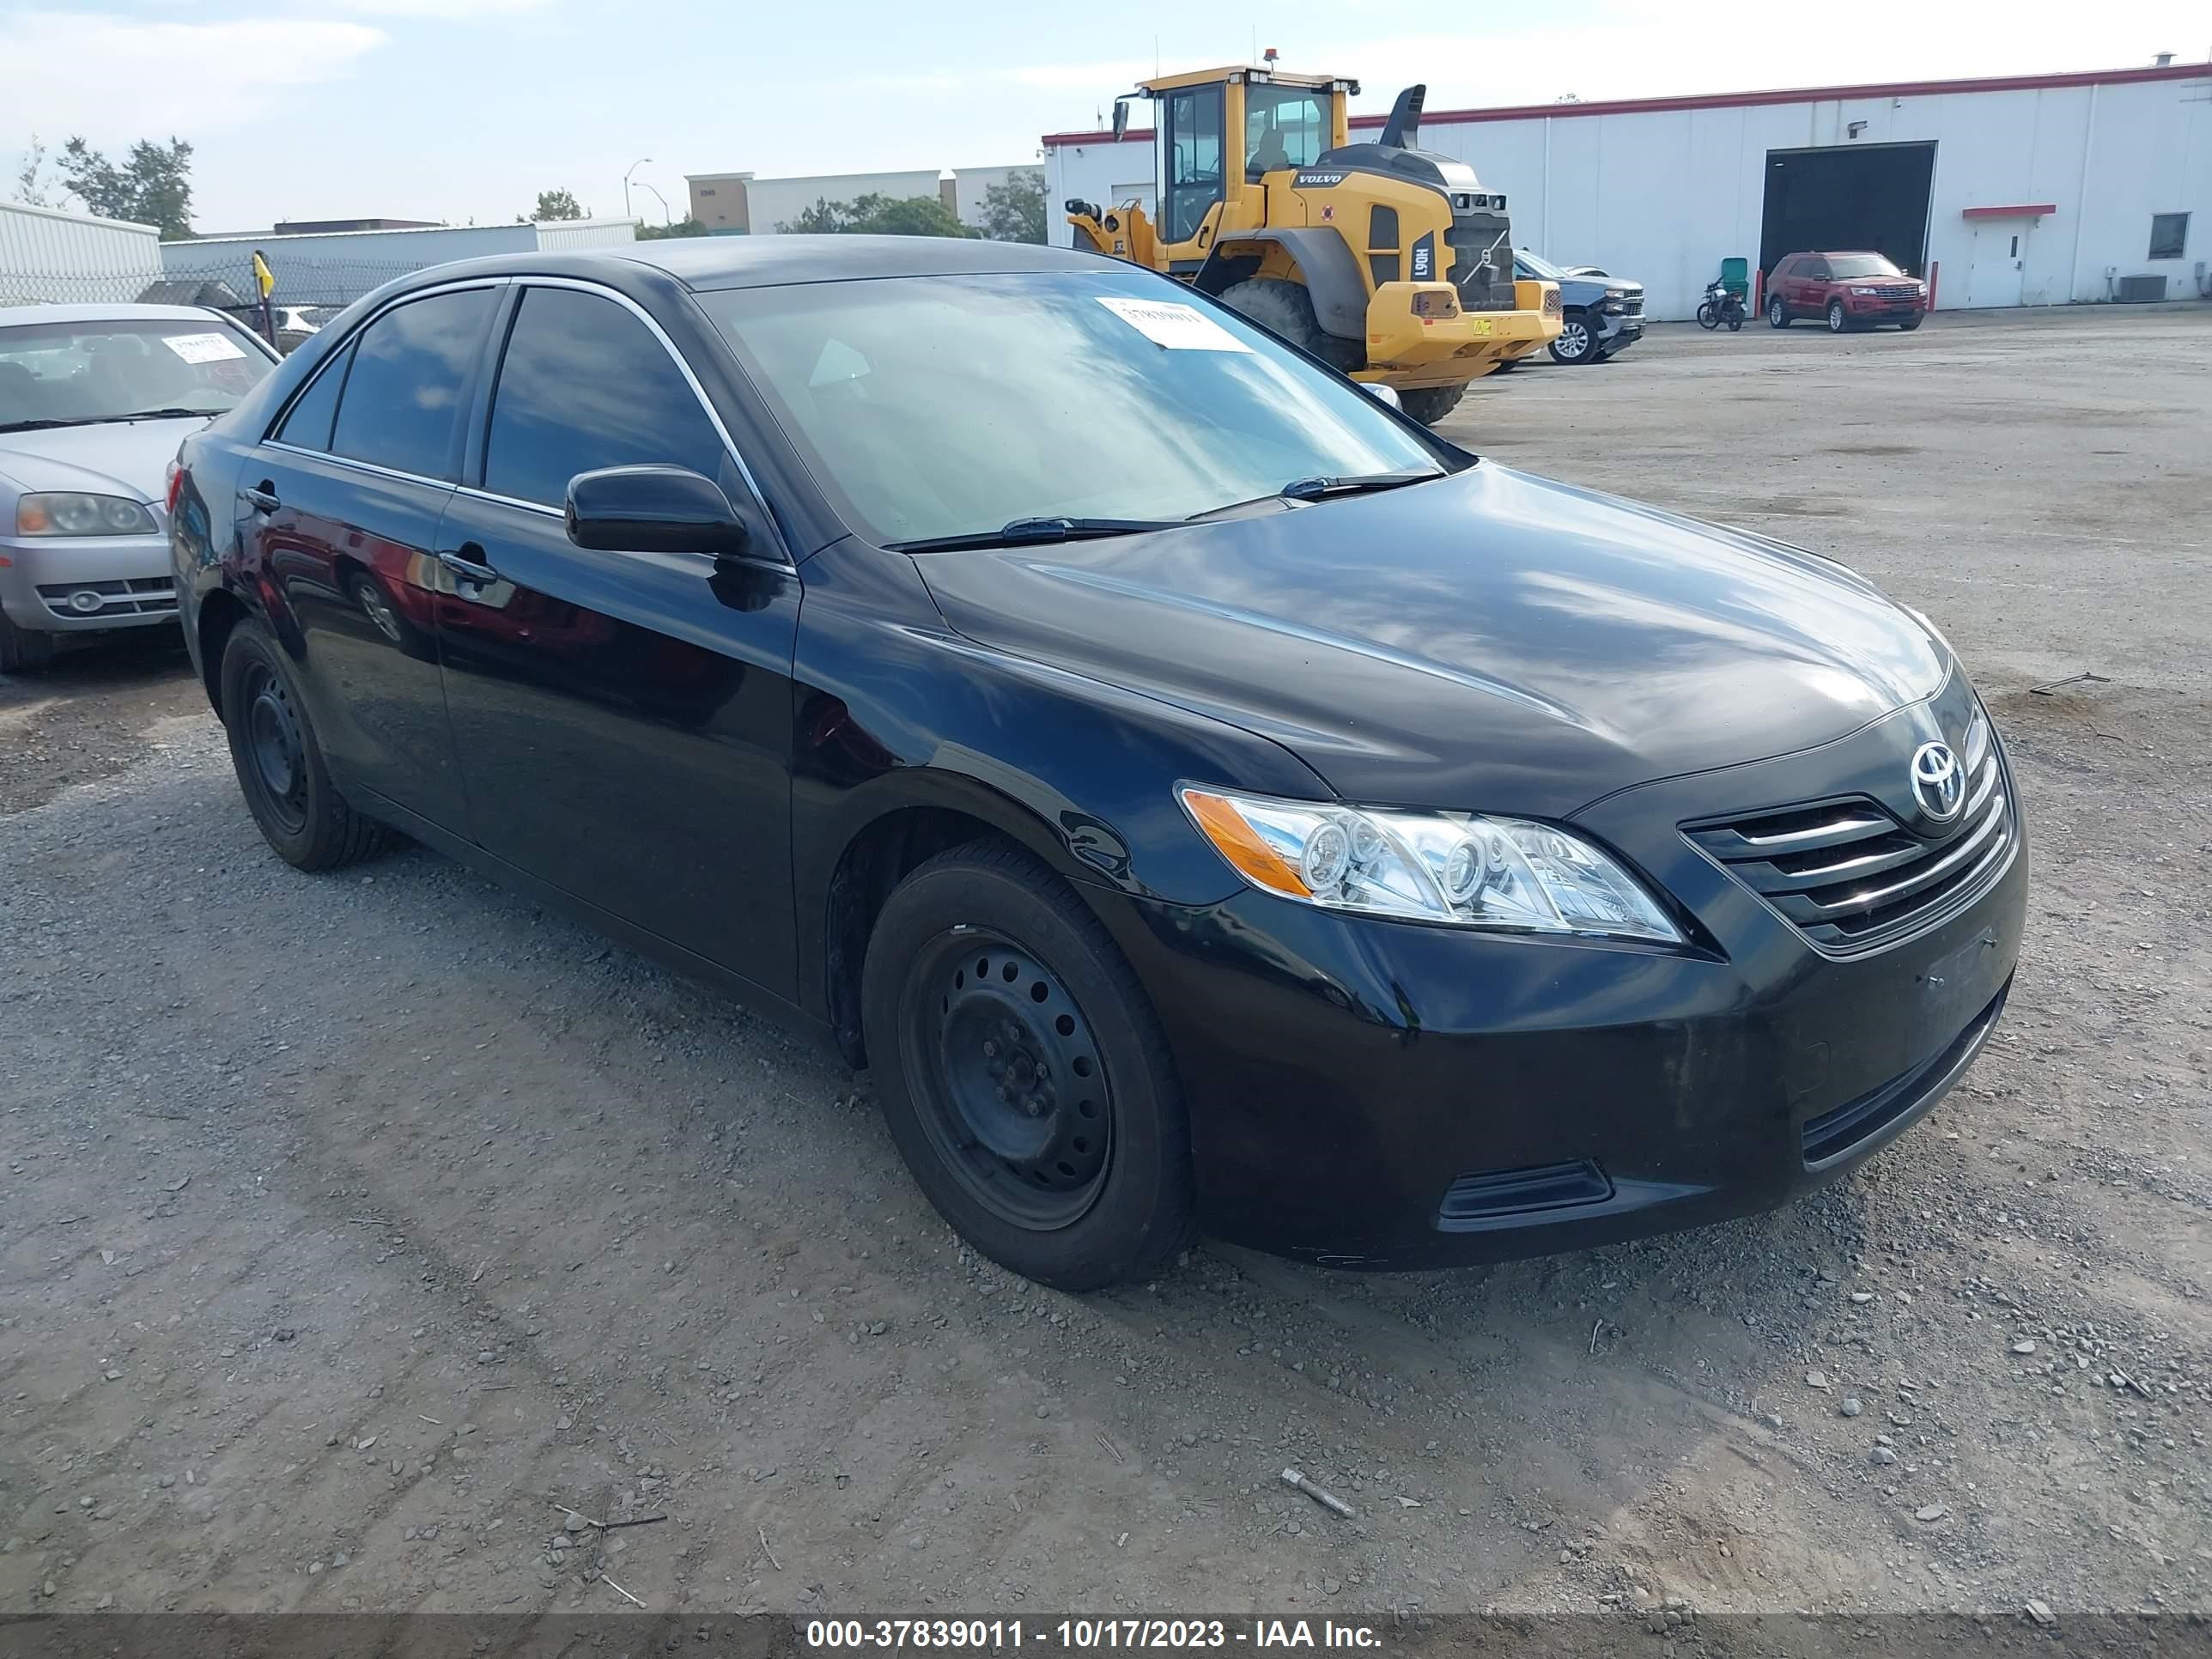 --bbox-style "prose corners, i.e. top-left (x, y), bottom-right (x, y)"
top-left (1911, 741), bottom-right (1965, 823)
